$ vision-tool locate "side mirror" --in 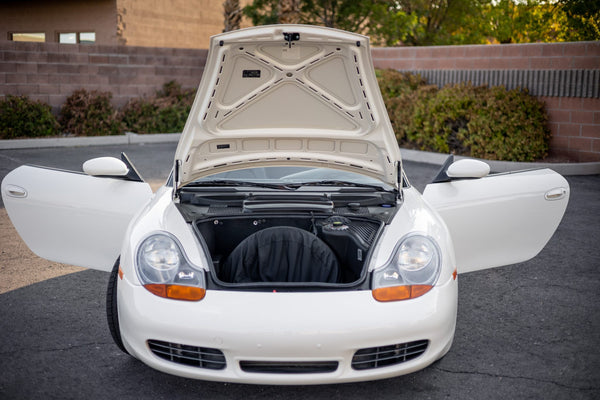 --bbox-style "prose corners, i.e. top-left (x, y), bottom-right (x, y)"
top-left (431, 156), bottom-right (490, 183)
top-left (447, 159), bottom-right (490, 179)
top-left (83, 157), bottom-right (129, 177)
